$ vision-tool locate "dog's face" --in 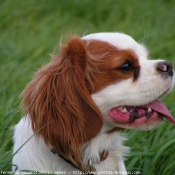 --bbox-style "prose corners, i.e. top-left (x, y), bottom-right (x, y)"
top-left (83, 32), bottom-right (175, 130)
